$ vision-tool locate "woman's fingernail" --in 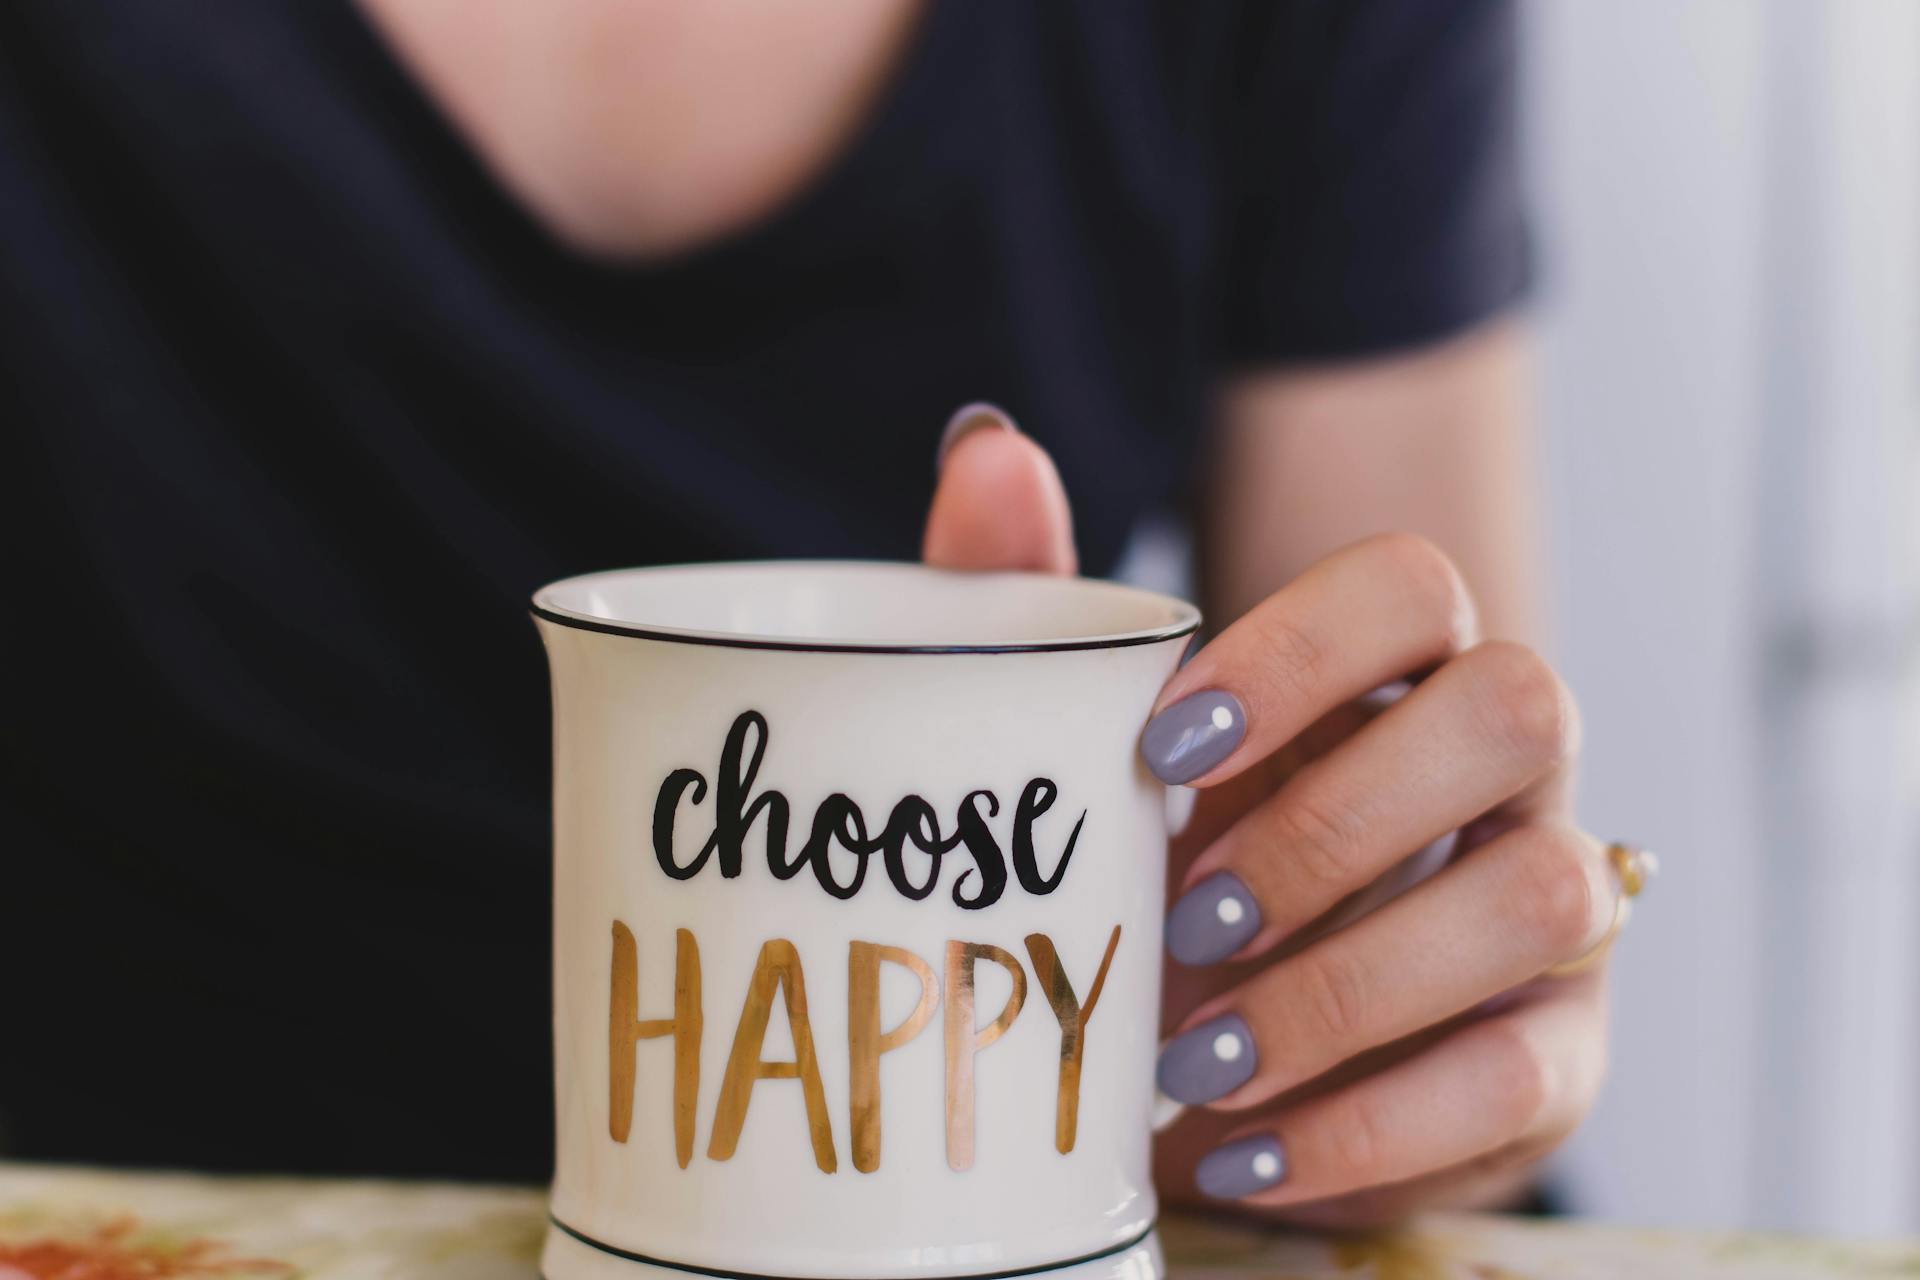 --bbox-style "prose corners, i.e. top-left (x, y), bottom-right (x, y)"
top-left (1141, 690), bottom-right (1246, 784)
top-left (936, 401), bottom-right (1017, 468)
top-left (1156, 1013), bottom-right (1257, 1105)
top-left (1195, 1134), bottom-right (1288, 1200)
top-left (1166, 872), bottom-right (1262, 966)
